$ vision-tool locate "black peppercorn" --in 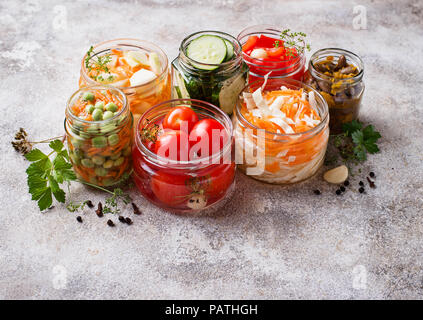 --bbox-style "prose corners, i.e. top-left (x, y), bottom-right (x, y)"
top-left (107, 220), bottom-right (115, 227)
top-left (76, 216), bottom-right (83, 223)
top-left (344, 180), bottom-right (350, 186)
top-left (313, 189), bottom-right (321, 195)
top-left (86, 200), bottom-right (94, 208)
top-left (359, 187), bottom-right (365, 193)
top-left (340, 186), bottom-right (346, 192)
top-left (369, 172), bottom-right (375, 178)
top-left (132, 202), bottom-right (141, 215)
top-left (336, 189), bottom-right (342, 195)
top-left (359, 181), bottom-right (364, 186)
